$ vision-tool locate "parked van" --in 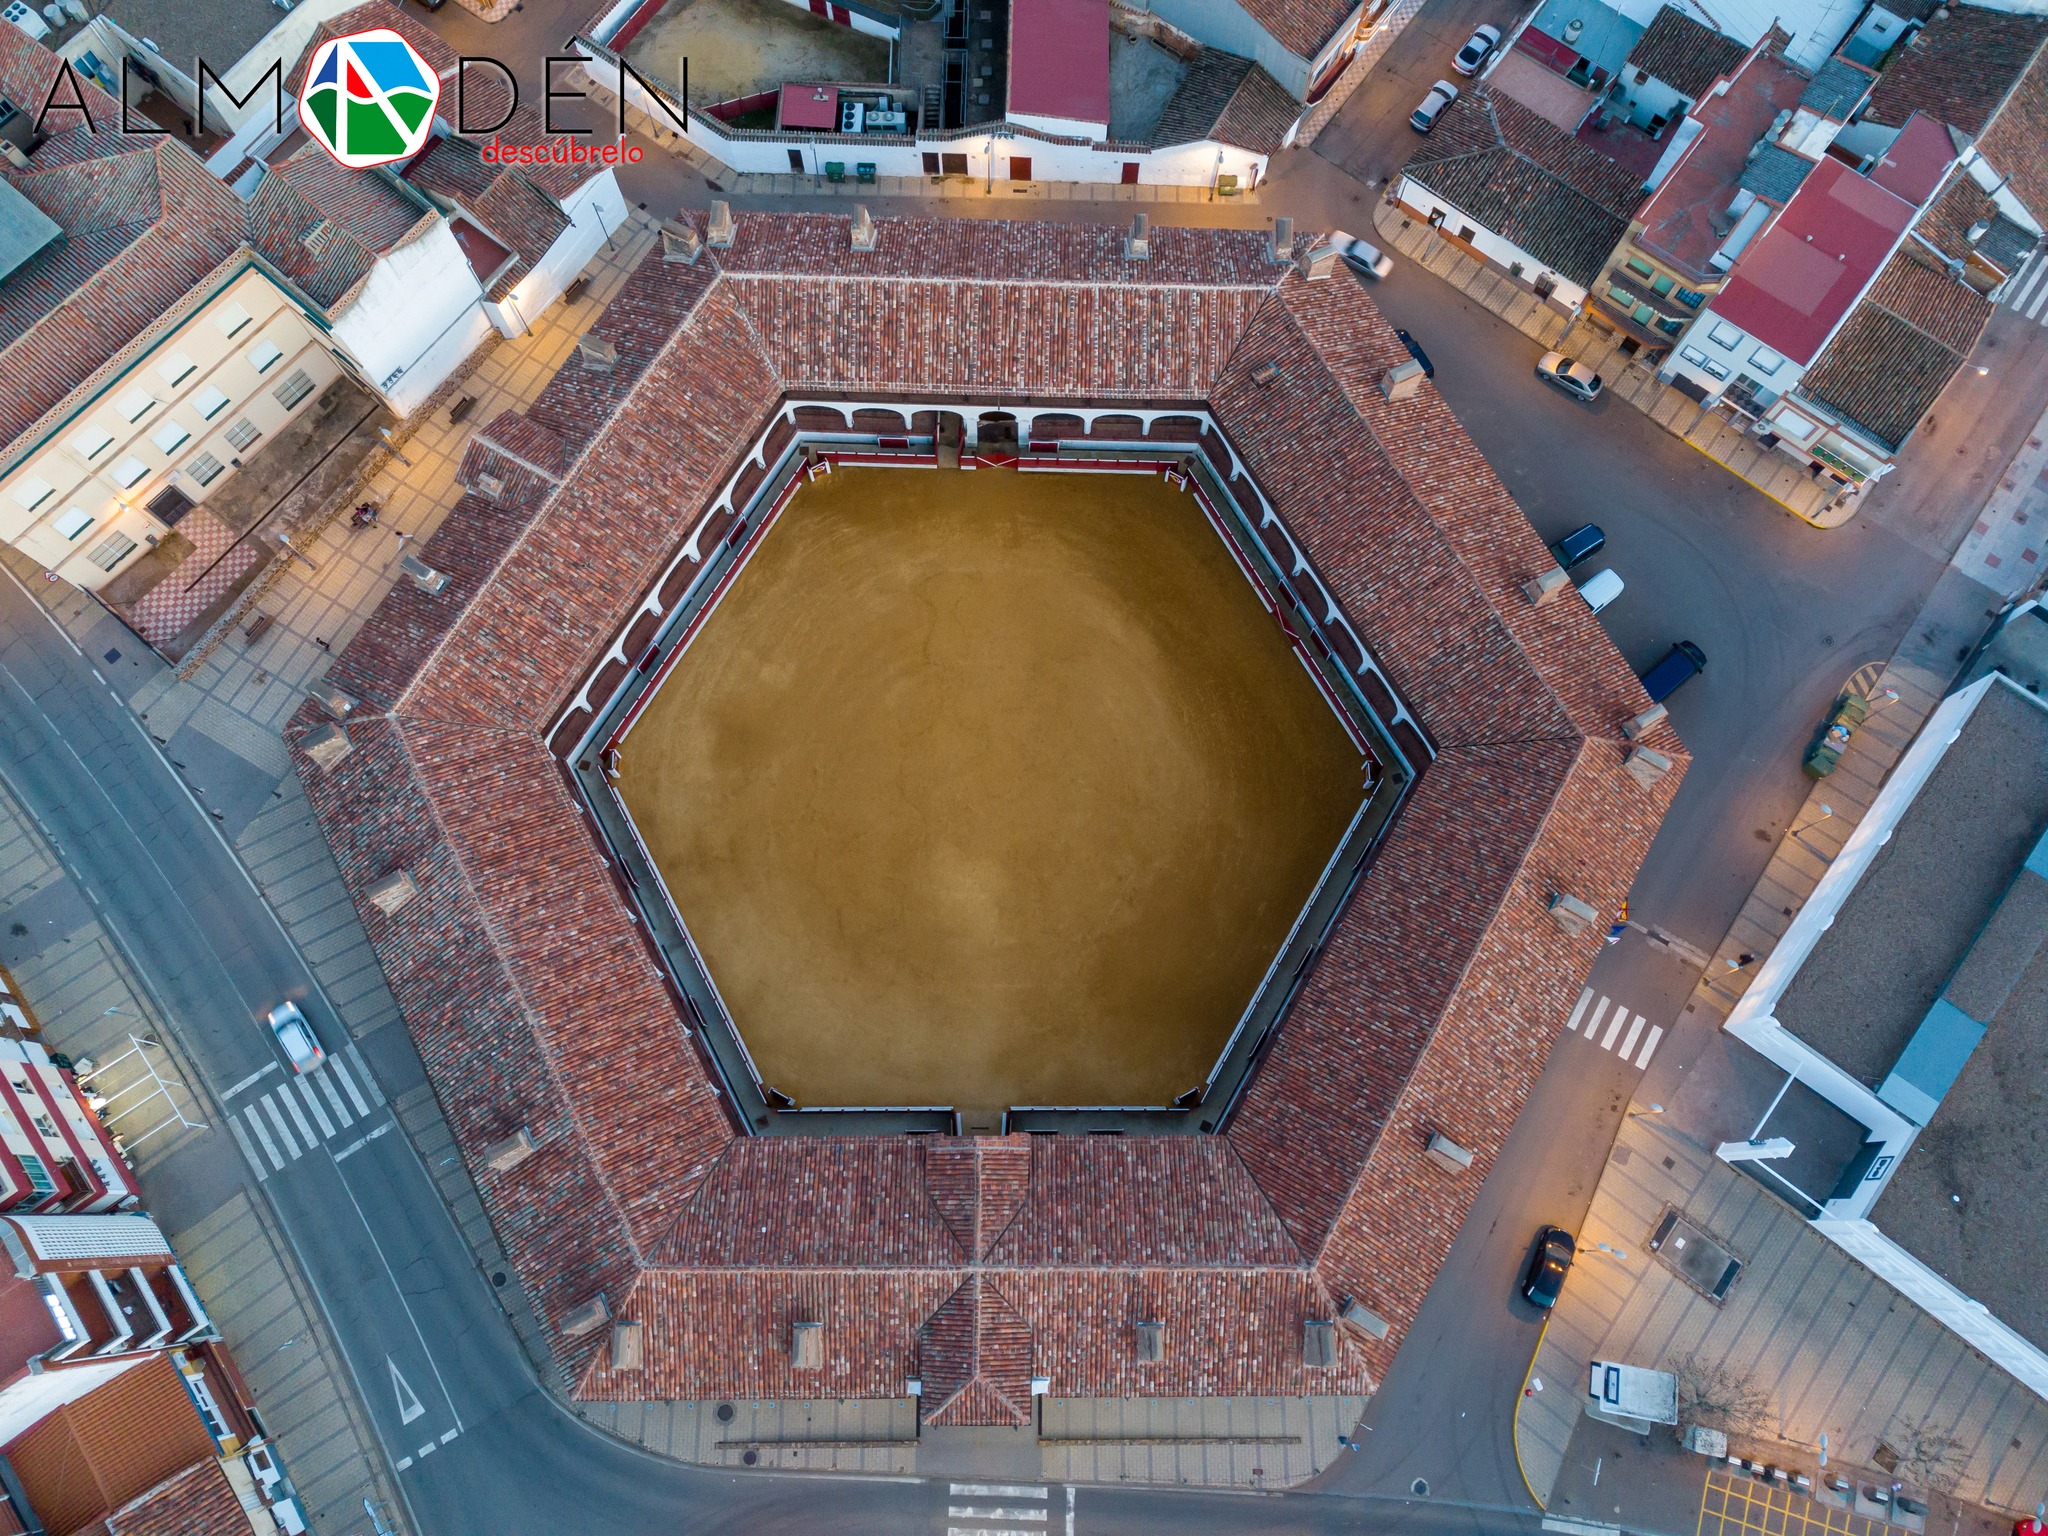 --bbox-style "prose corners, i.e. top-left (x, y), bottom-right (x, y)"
top-left (1575, 567), bottom-right (1623, 615)
top-left (1639, 641), bottom-right (1706, 702)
